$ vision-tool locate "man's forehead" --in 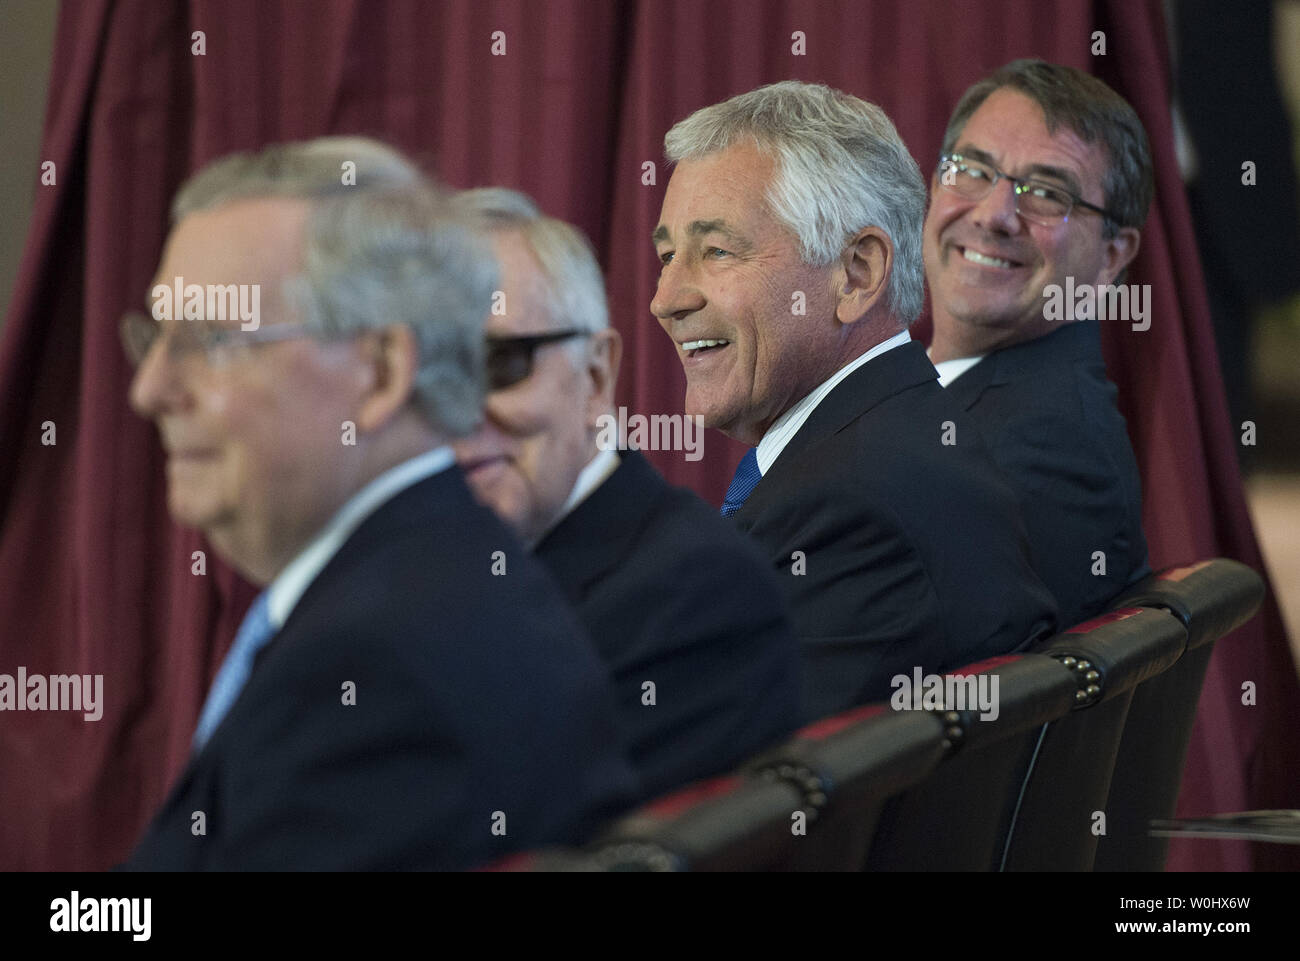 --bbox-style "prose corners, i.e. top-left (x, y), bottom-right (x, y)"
top-left (956, 88), bottom-right (1106, 187)
top-left (487, 231), bottom-right (552, 334)
top-left (152, 197), bottom-right (310, 296)
top-left (654, 142), bottom-right (774, 240)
